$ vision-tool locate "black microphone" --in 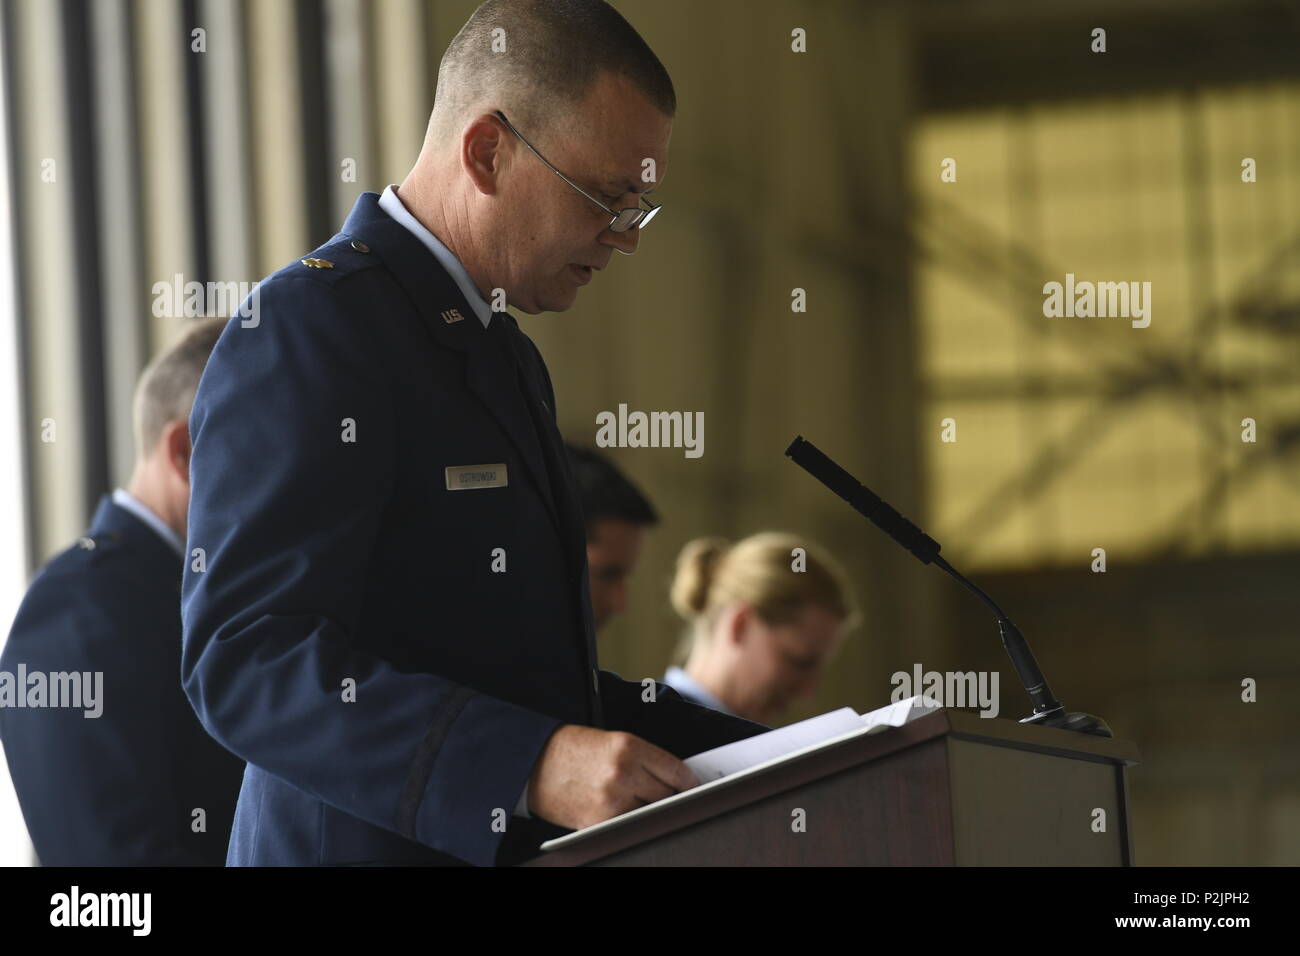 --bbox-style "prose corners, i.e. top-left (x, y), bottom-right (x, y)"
top-left (785, 435), bottom-right (1111, 738)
